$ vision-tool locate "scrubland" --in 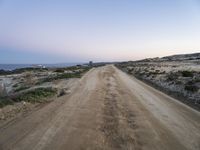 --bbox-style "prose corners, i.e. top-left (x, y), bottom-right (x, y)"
top-left (116, 53), bottom-right (200, 110)
top-left (0, 65), bottom-right (91, 121)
